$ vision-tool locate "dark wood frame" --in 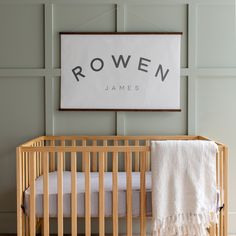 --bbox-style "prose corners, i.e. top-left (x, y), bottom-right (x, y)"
top-left (60, 32), bottom-right (182, 112)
